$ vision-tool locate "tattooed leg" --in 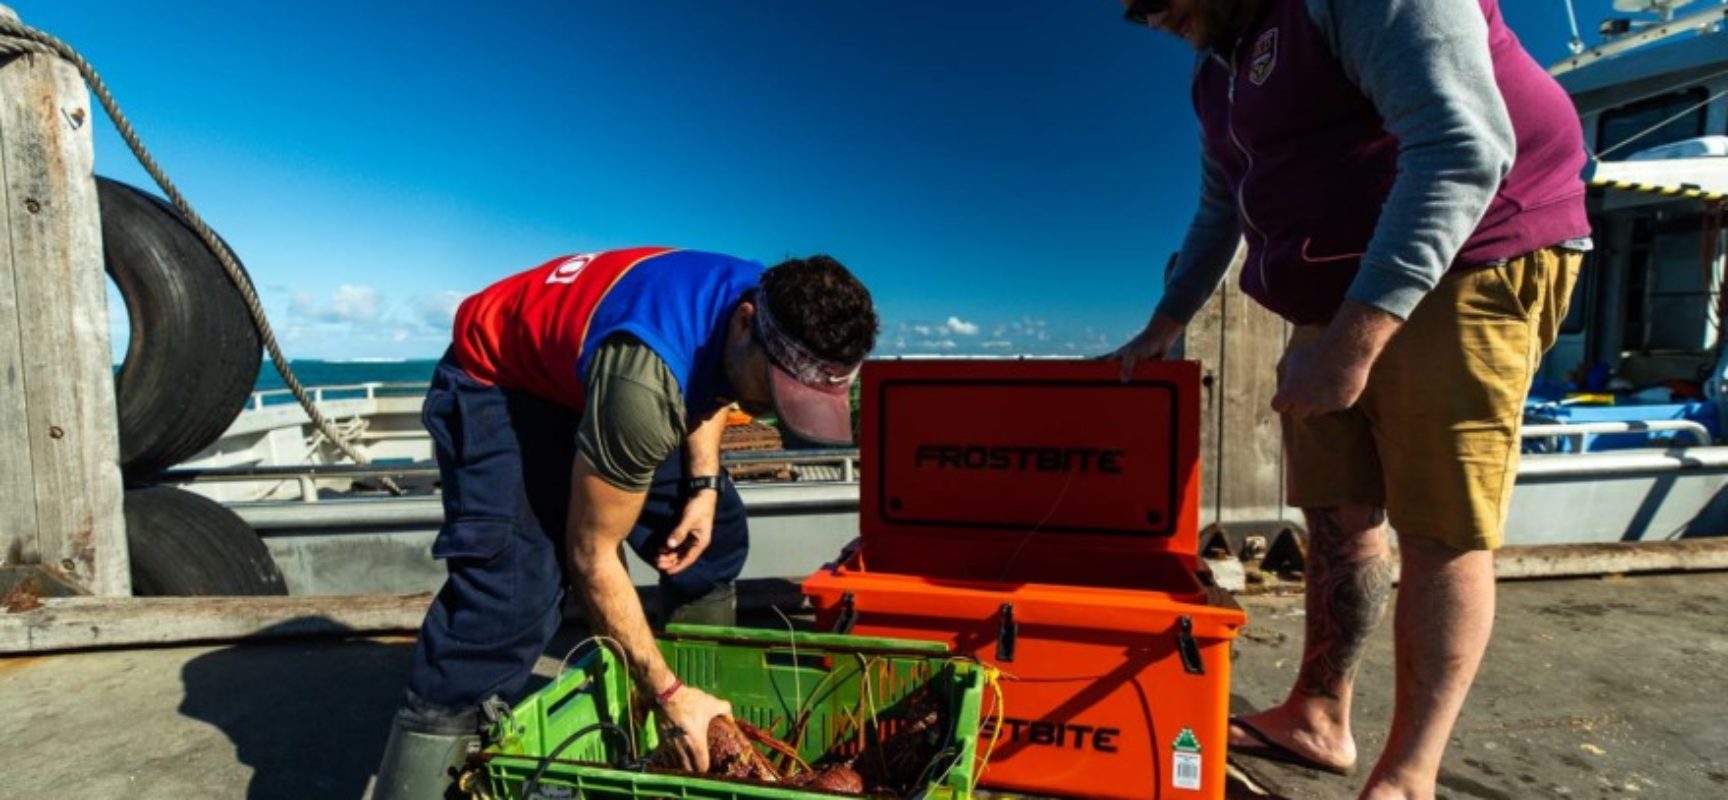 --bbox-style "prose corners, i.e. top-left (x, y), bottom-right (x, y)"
top-left (1294, 505), bottom-right (1396, 703)
top-left (1227, 503), bottom-right (1391, 771)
